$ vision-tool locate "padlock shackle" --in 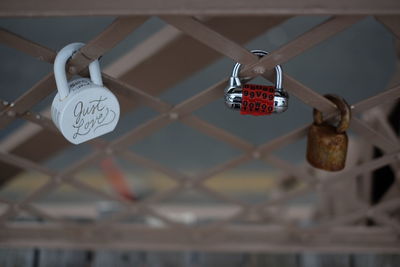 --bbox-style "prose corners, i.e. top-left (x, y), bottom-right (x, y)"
top-left (230, 49), bottom-right (283, 91)
top-left (313, 94), bottom-right (351, 133)
top-left (54, 42), bottom-right (103, 100)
